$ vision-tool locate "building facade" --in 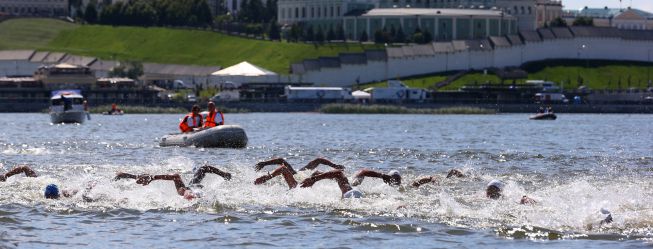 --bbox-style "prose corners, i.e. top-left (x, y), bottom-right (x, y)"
top-left (278, 0), bottom-right (560, 37)
top-left (564, 7), bottom-right (653, 30)
top-left (0, 0), bottom-right (68, 17)
top-left (343, 8), bottom-right (517, 41)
